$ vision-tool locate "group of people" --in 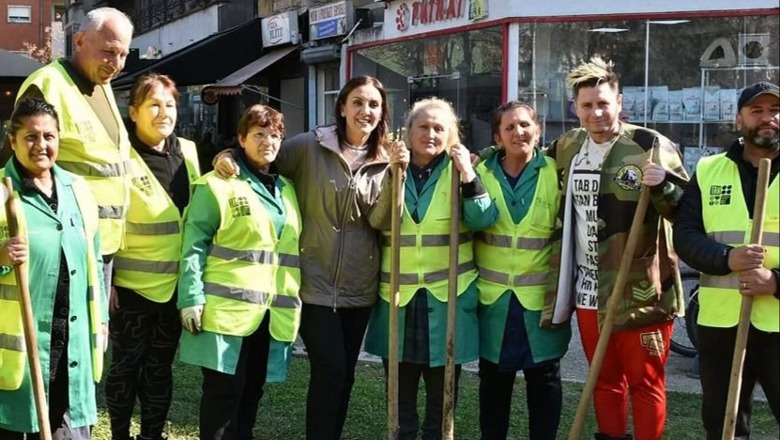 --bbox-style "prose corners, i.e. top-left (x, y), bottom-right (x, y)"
top-left (0, 5), bottom-right (777, 440)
